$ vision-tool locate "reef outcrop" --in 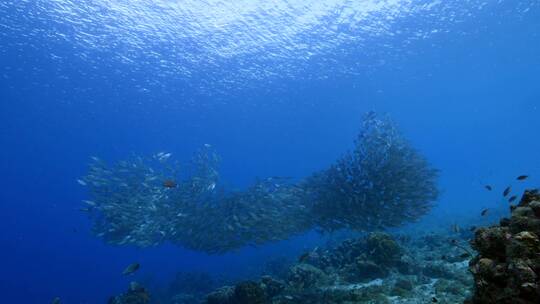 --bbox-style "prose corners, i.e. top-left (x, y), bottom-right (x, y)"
top-left (203, 232), bottom-right (472, 304)
top-left (108, 282), bottom-right (150, 304)
top-left (469, 189), bottom-right (540, 304)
